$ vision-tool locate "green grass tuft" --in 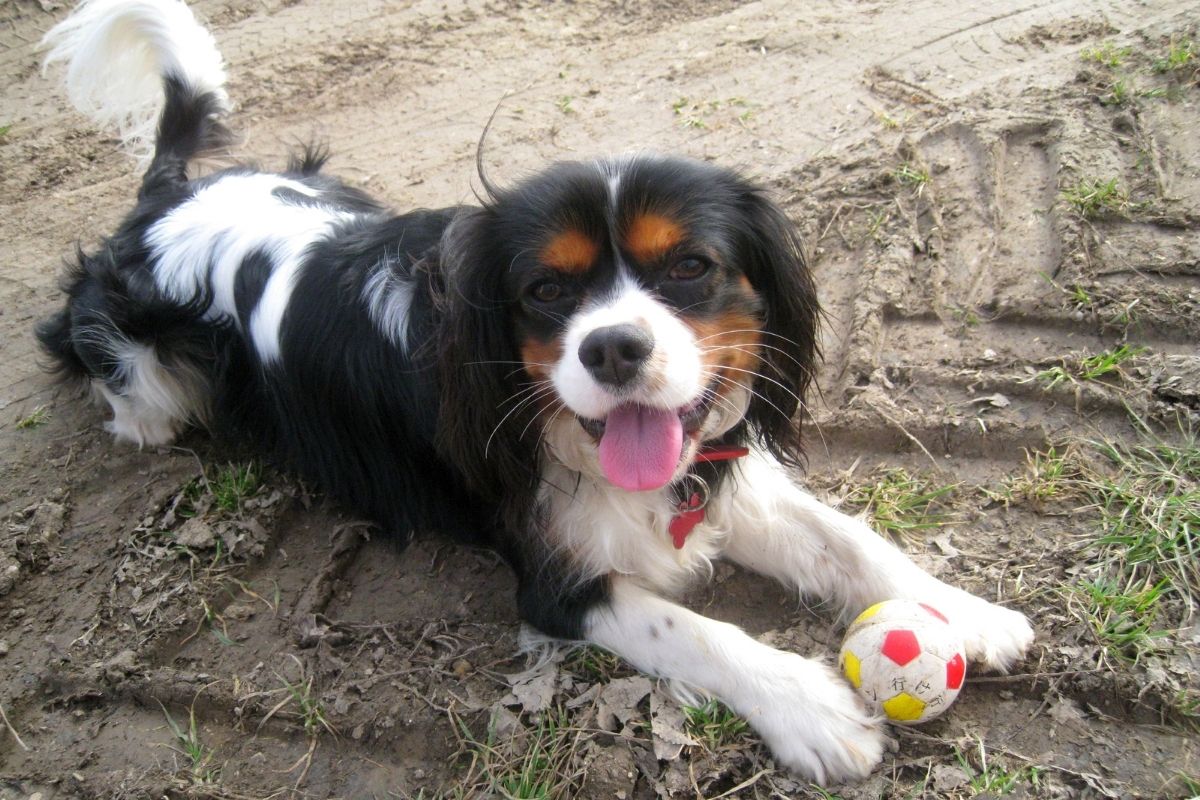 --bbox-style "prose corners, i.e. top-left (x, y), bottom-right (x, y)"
top-left (280, 672), bottom-right (334, 739)
top-left (209, 462), bottom-right (260, 513)
top-left (954, 739), bottom-right (1044, 795)
top-left (181, 462), bottom-right (261, 518)
top-left (894, 163), bottom-right (929, 190)
top-left (1102, 77), bottom-right (1134, 106)
top-left (160, 701), bottom-right (221, 784)
top-left (1076, 576), bottom-right (1170, 660)
top-left (994, 429), bottom-right (1197, 664)
top-left (683, 699), bottom-right (749, 749)
top-left (999, 446), bottom-right (1081, 507)
top-left (1081, 41), bottom-right (1133, 68)
top-left (1035, 344), bottom-right (1143, 390)
top-left (874, 109), bottom-right (908, 130)
top-left (844, 468), bottom-right (958, 539)
top-left (671, 96), bottom-right (751, 130)
top-left (1153, 38), bottom-right (1195, 73)
top-left (1079, 344), bottom-right (1144, 380)
top-left (563, 644), bottom-right (623, 683)
top-left (16, 405), bottom-right (50, 430)
top-left (452, 707), bottom-right (584, 800)
top-left (1082, 435), bottom-right (1199, 602)
top-left (1061, 176), bottom-right (1130, 217)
